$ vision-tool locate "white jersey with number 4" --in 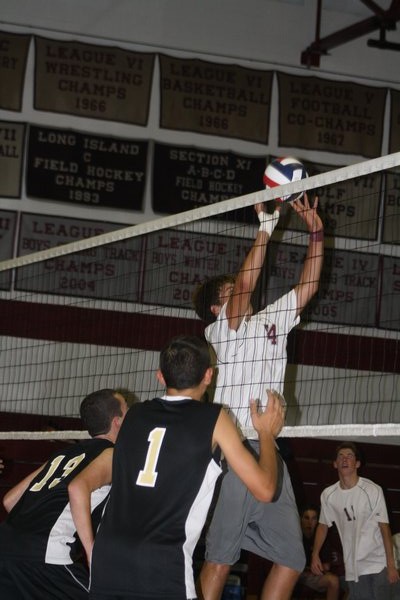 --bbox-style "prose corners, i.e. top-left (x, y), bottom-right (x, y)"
top-left (205, 289), bottom-right (299, 435)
